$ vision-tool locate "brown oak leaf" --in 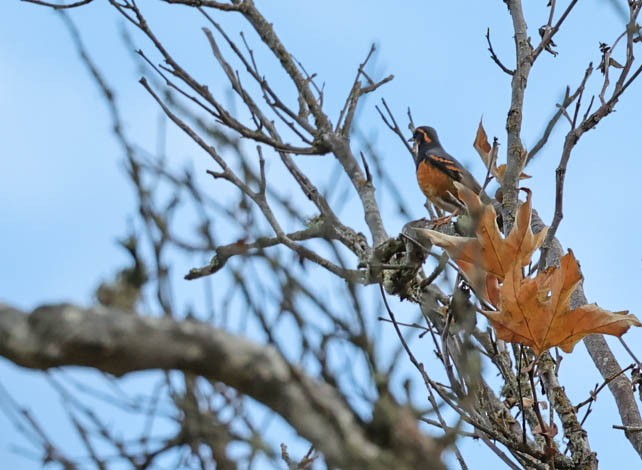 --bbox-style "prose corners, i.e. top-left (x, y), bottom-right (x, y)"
top-left (483, 250), bottom-right (641, 355)
top-left (418, 185), bottom-right (547, 306)
top-left (495, 163), bottom-right (531, 183)
top-left (473, 118), bottom-right (493, 168)
top-left (473, 120), bottom-right (530, 183)
top-left (473, 119), bottom-right (498, 180)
